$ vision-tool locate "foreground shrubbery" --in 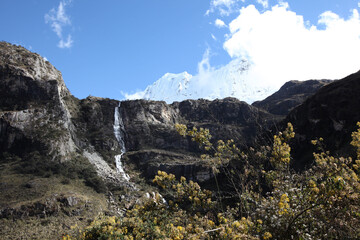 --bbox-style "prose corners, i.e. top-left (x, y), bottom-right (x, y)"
top-left (65, 123), bottom-right (360, 239)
